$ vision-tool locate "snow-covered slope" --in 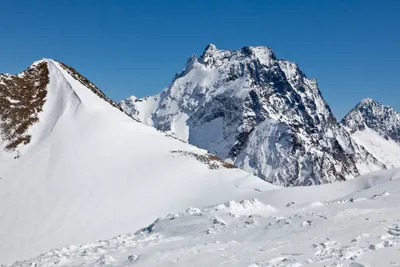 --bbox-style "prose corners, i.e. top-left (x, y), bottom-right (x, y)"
top-left (0, 60), bottom-right (273, 264)
top-left (342, 98), bottom-right (400, 168)
top-left (122, 44), bottom-right (383, 186)
top-left (11, 168), bottom-right (400, 267)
